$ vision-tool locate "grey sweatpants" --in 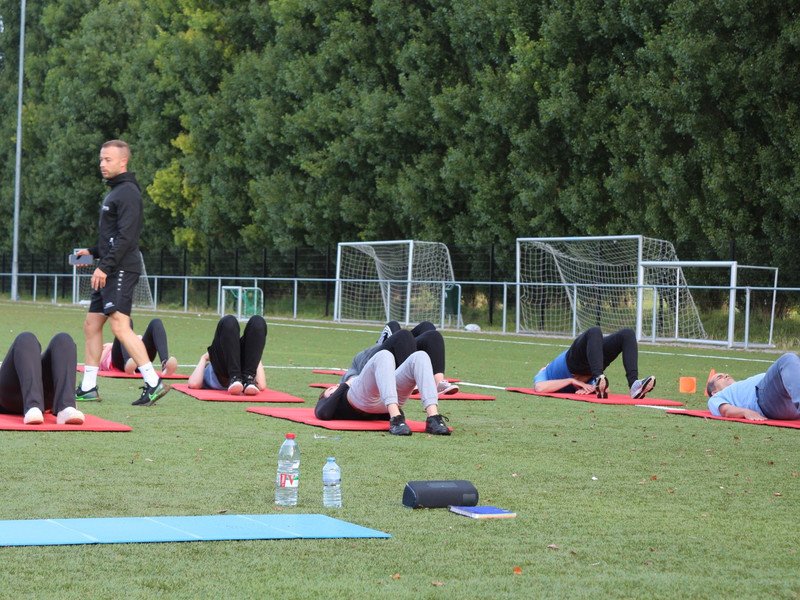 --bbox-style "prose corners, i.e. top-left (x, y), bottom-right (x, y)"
top-left (347, 350), bottom-right (438, 414)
